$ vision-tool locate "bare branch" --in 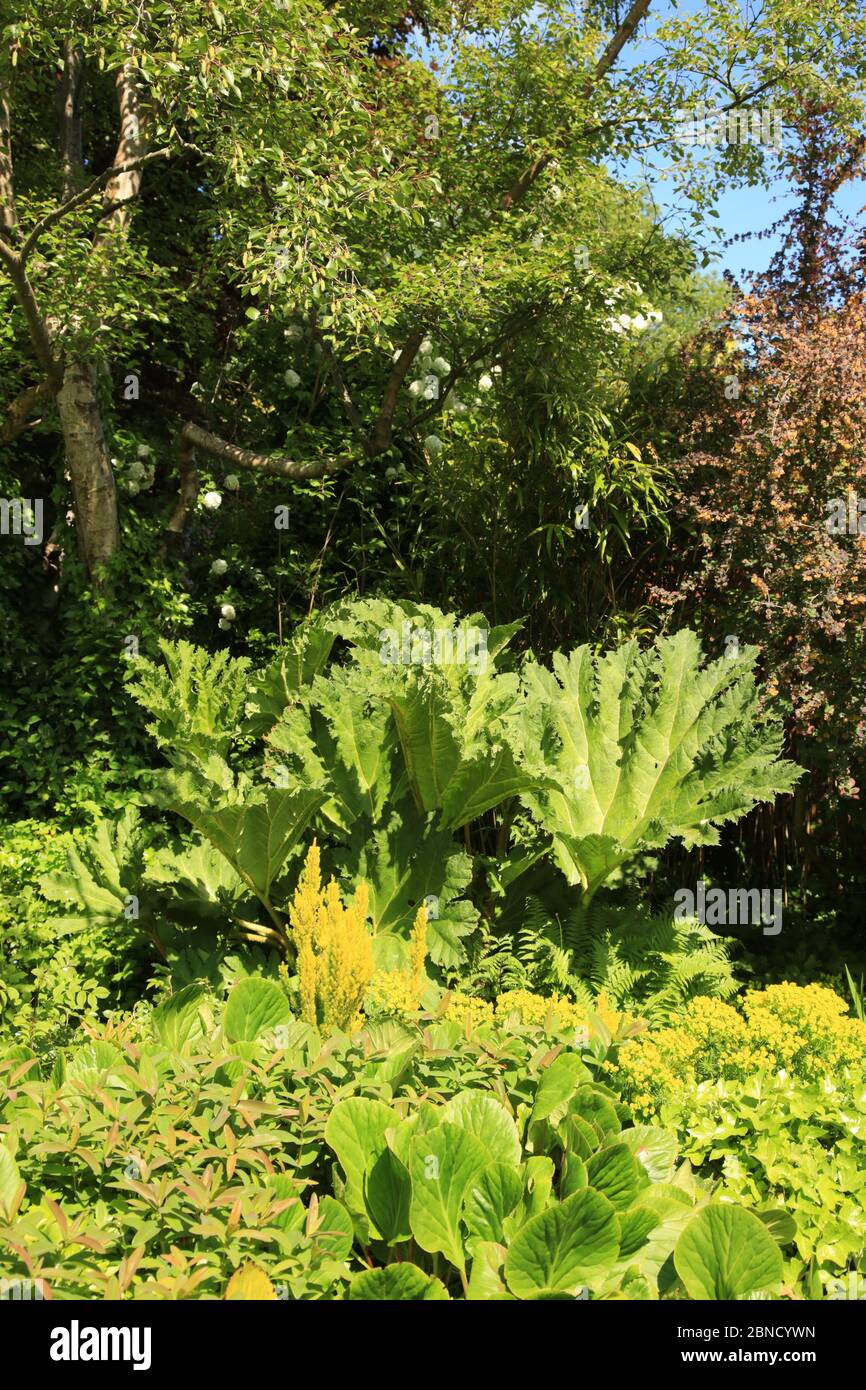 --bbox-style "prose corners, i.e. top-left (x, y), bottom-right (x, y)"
top-left (162, 433), bottom-right (200, 553)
